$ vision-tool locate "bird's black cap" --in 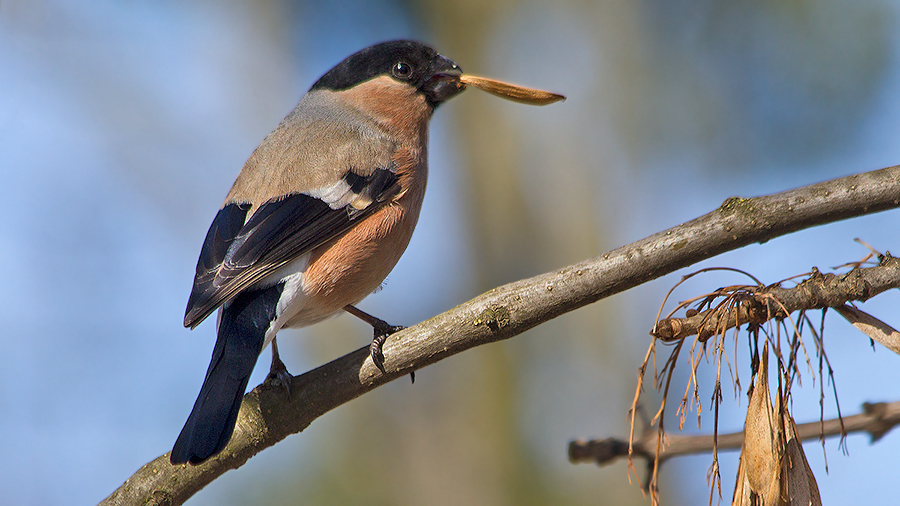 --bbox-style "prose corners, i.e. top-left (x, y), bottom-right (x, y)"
top-left (311, 40), bottom-right (463, 106)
